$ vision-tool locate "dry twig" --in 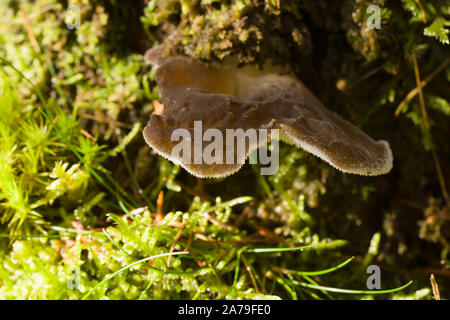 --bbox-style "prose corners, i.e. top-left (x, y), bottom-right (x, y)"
top-left (411, 51), bottom-right (450, 207)
top-left (430, 274), bottom-right (441, 300)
